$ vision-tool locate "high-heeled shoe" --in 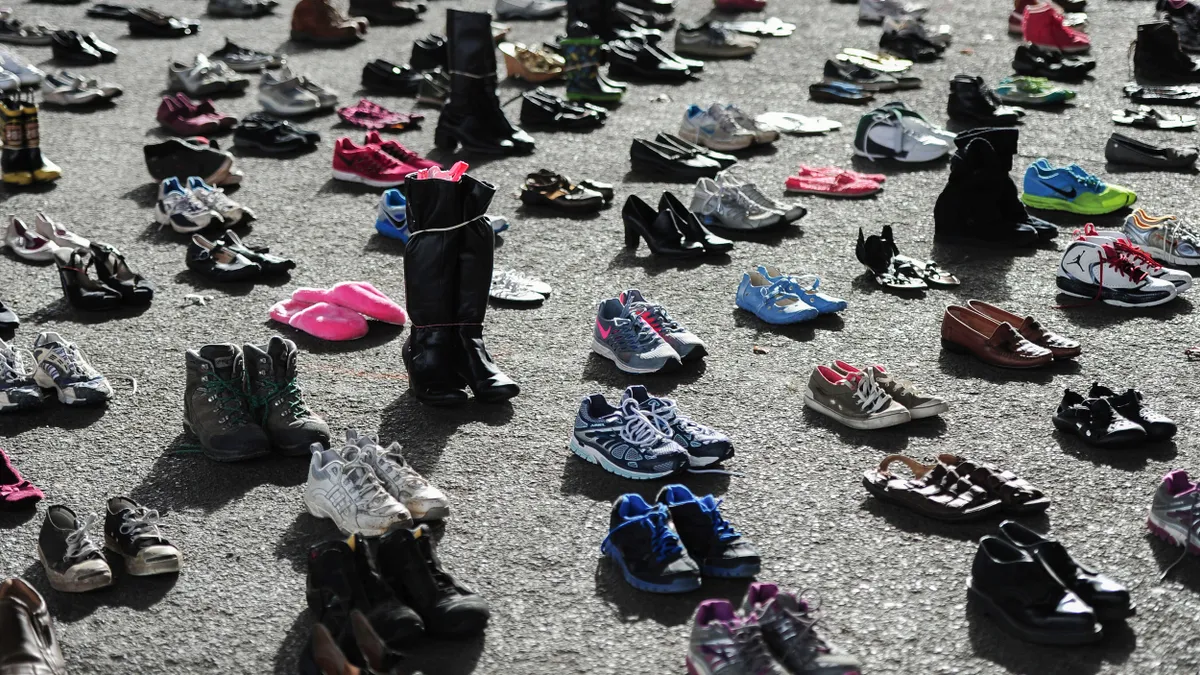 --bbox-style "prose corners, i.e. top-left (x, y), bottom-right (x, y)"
top-left (622, 195), bottom-right (704, 258)
top-left (90, 242), bottom-right (154, 305)
top-left (658, 191), bottom-right (733, 254)
top-left (54, 247), bottom-right (123, 311)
